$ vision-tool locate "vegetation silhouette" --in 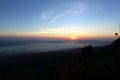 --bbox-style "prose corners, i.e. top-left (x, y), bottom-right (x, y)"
top-left (0, 38), bottom-right (120, 80)
top-left (115, 33), bottom-right (119, 38)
